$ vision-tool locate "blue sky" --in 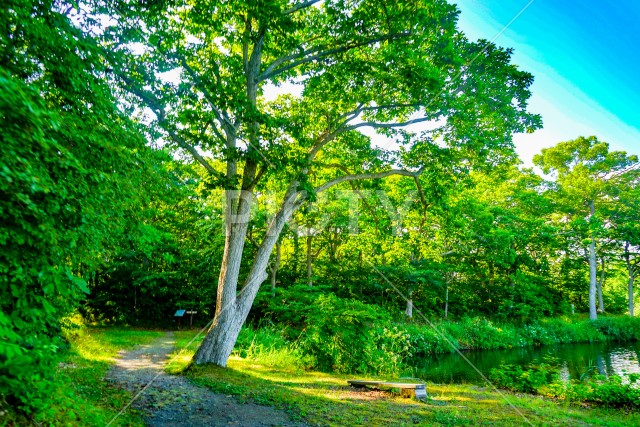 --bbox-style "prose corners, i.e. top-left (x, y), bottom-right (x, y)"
top-left (455, 0), bottom-right (640, 164)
